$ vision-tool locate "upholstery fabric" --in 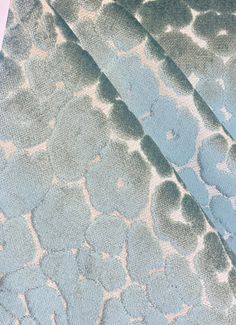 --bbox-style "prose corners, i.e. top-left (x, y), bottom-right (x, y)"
top-left (0, 0), bottom-right (236, 323)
